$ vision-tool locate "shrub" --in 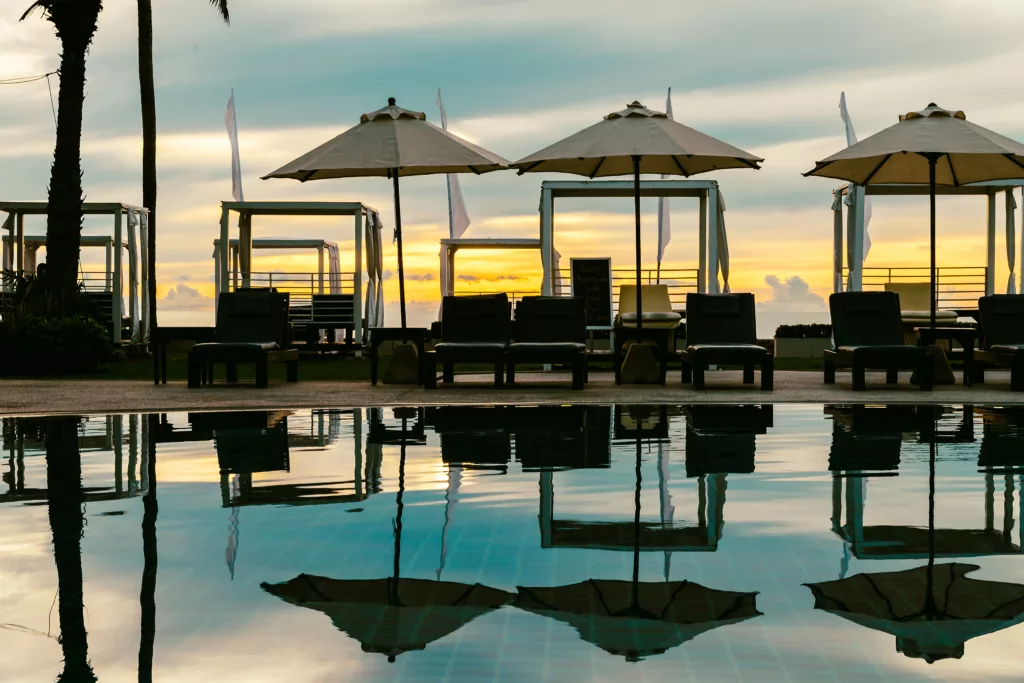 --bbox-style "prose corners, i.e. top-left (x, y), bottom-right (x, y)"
top-left (775, 323), bottom-right (833, 339)
top-left (0, 316), bottom-right (112, 376)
